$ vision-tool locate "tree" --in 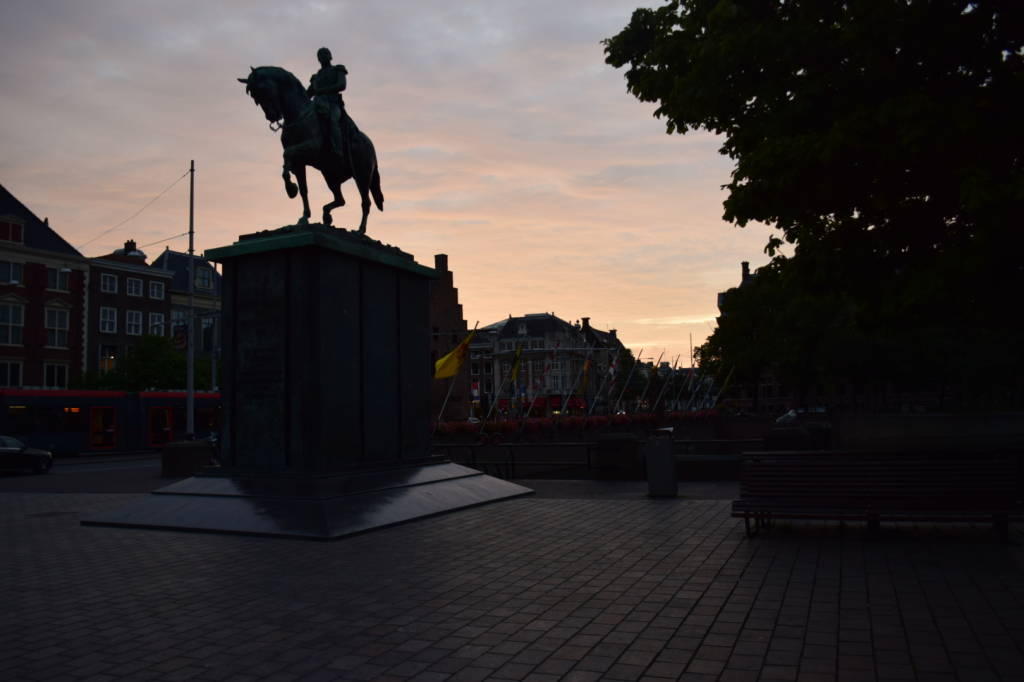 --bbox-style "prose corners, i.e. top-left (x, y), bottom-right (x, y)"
top-left (73, 335), bottom-right (212, 391)
top-left (607, 1), bottom-right (1024, 406)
